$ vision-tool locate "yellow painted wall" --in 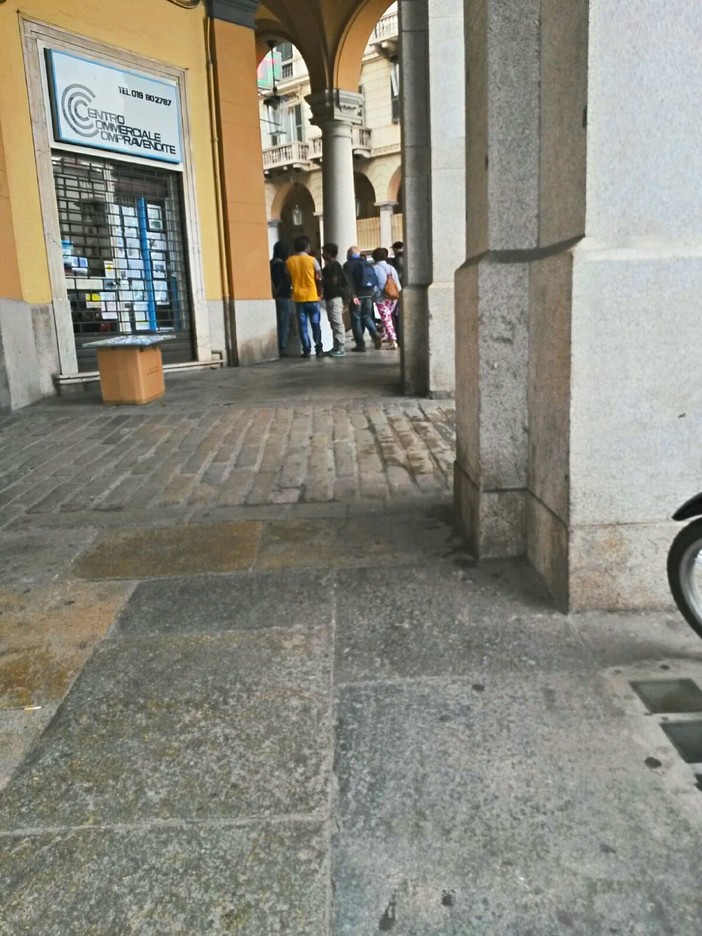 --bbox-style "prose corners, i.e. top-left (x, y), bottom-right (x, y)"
top-left (0, 120), bottom-right (22, 301)
top-left (0, 0), bottom-right (223, 304)
top-left (212, 18), bottom-right (272, 300)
